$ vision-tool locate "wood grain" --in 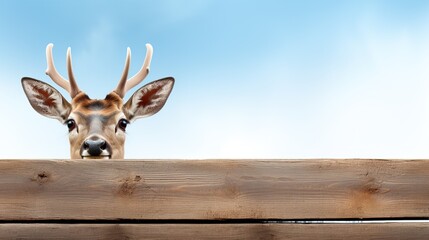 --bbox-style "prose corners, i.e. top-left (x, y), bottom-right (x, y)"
top-left (0, 223), bottom-right (428, 240)
top-left (0, 159), bottom-right (428, 220)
